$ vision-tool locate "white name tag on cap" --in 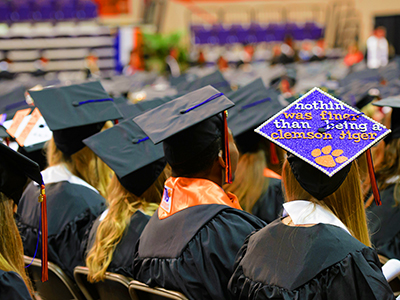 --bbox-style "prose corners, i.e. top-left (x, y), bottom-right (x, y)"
top-left (160, 186), bottom-right (172, 213)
